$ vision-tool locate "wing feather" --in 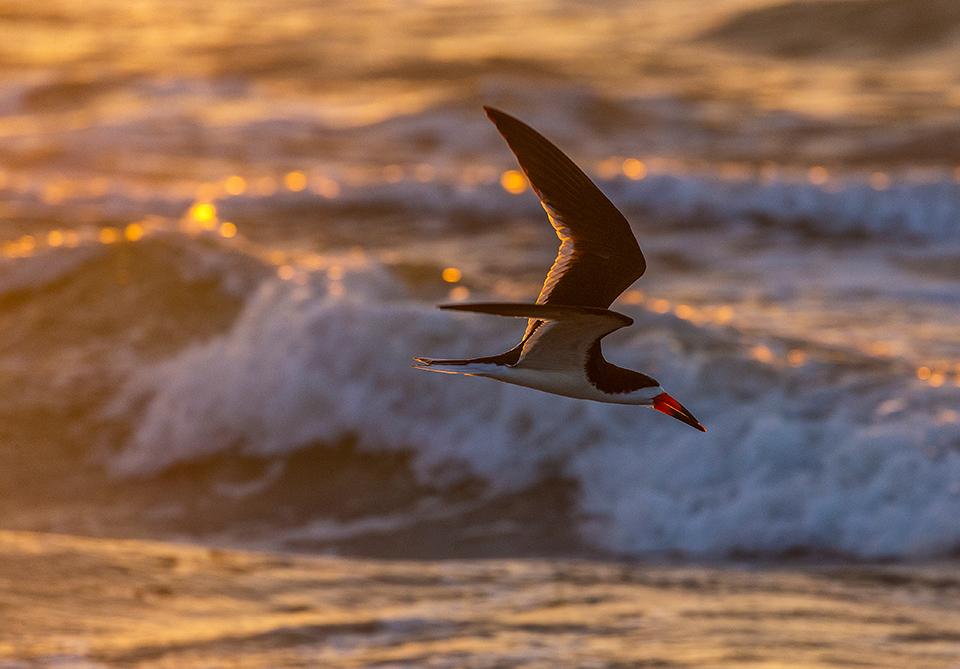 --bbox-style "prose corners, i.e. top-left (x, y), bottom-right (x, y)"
top-left (484, 106), bottom-right (646, 313)
top-left (439, 302), bottom-right (631, 371)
